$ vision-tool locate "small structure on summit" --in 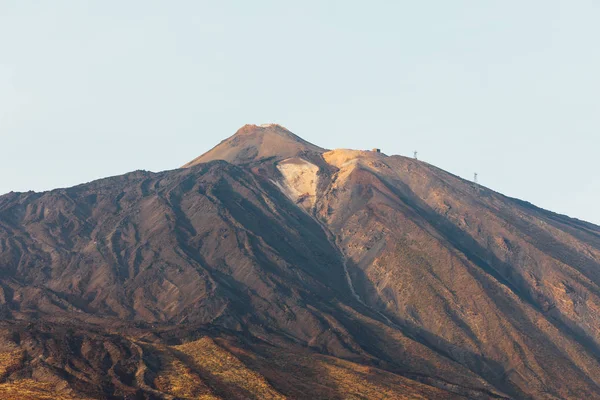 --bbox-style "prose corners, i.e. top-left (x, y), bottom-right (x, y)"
top-left (372, 148), bottom-right (381, 153)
